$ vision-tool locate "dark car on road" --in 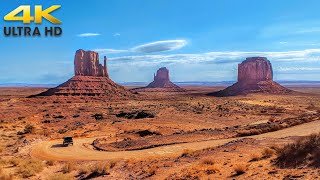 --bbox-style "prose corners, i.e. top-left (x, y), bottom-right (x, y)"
top-left (63, 136), bottom-right (73, 146)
